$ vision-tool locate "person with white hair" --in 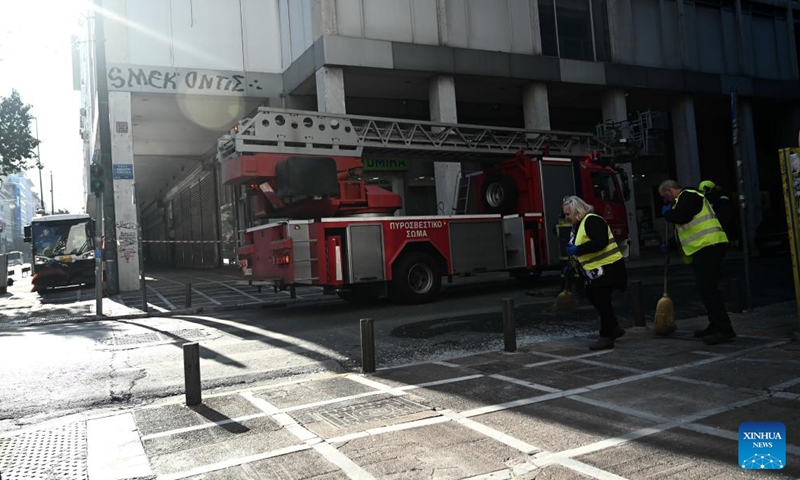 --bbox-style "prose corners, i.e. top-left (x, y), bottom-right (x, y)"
top-left (562, 195), bottom-right (627, 350)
